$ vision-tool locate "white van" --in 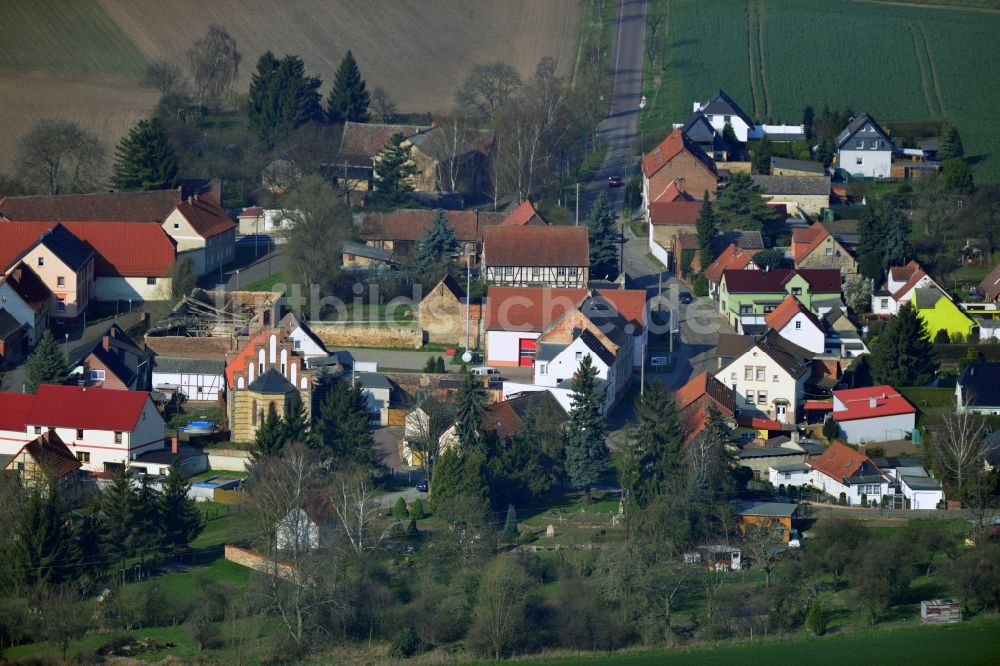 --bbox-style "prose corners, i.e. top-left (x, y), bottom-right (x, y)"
top-left (471, 366), bottom-right (502, 380)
